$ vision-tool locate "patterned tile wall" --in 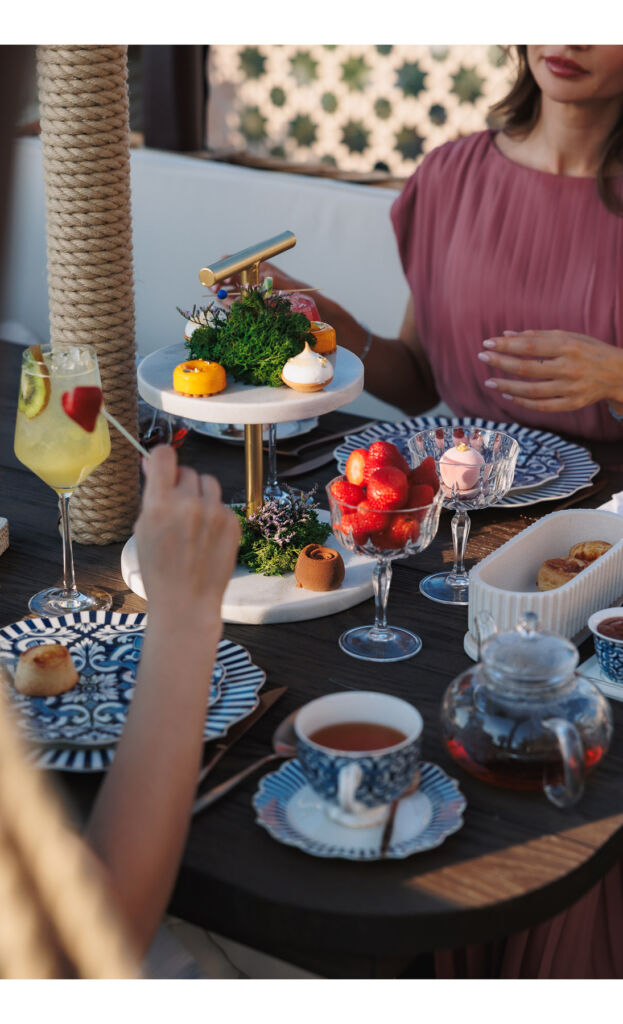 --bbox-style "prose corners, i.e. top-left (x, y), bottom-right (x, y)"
top-left (207, 45), bottom-right (516, 176)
